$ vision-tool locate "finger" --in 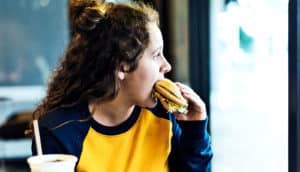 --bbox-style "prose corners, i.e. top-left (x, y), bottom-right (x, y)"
top-left (175, 82), bottom-right (192, 92)
top-left (176, 86), bottom-right (201, 105)
top-left (178, 86), bottom-right (206, 113)
top-left (174, 82), bottom-right (206, 113)
top-left (176, 83), bottom-right (203, 102)
top-left (182, 91), bottom-right (201, 104)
